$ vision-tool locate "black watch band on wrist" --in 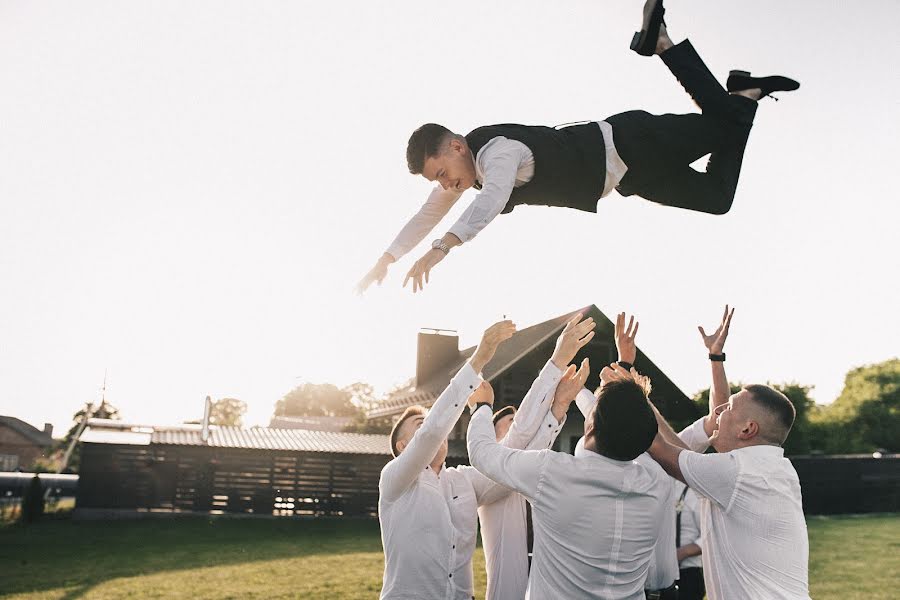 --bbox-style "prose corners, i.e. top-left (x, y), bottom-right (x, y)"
top-left (472, 402), bottom-right (493, 414)
top-left (709, 353), bottom-right (726, 362)
top-left (617, 361), bottom-right (634, 371)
